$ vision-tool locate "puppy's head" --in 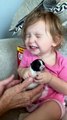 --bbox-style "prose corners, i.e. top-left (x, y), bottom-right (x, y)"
top-left (31, 59), bottom-right (45, 72)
